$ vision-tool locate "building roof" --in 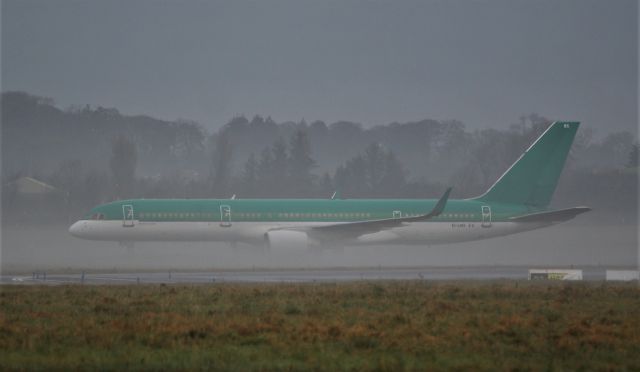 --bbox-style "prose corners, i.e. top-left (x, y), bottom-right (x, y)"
top-left (13, 177), bottom-right (57, 195)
